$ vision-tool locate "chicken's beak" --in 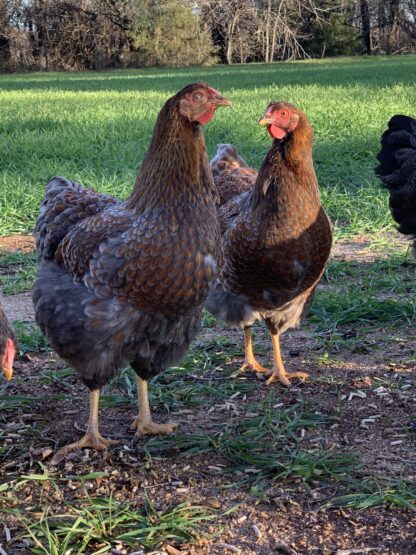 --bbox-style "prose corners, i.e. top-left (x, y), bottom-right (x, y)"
top-left (213, 95), bottom-right (232, 108)
top-left (258, 116), bottom-right (273, 126)
top-left (2, 365), bottom-right (13, 381)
